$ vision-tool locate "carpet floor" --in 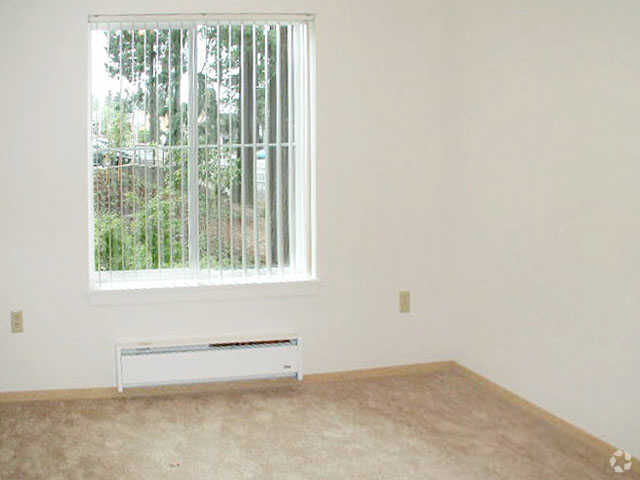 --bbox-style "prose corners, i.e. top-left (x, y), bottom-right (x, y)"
top-left (0, 366), bottom-right (634, 479)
